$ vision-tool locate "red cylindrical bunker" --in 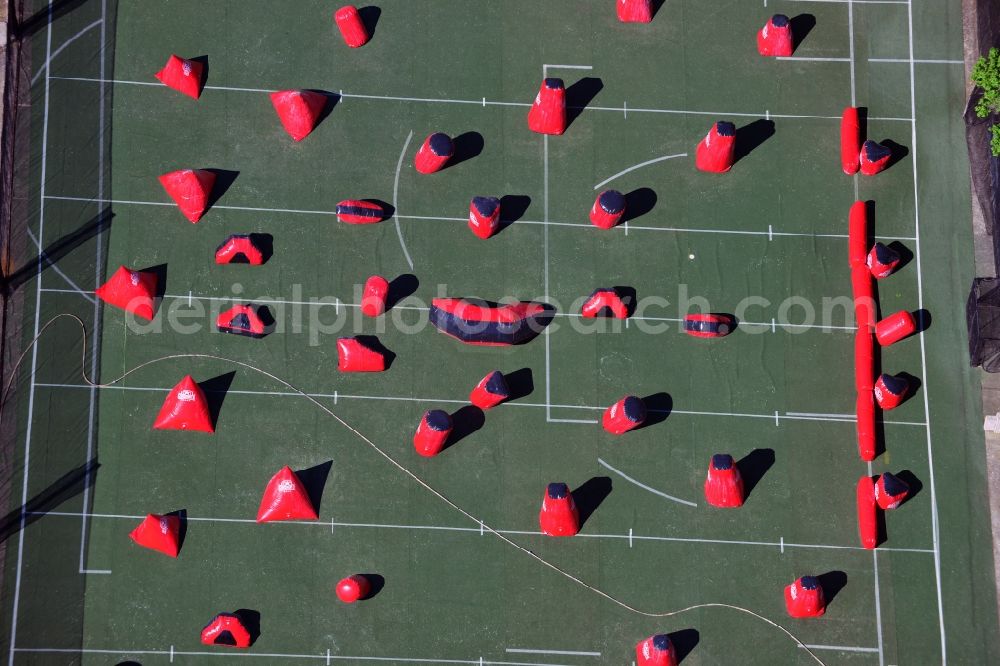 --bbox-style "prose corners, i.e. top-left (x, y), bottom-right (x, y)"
top-left (361, 275), bottom-right (390, 317)
top-left (602, 395), bottom-right (646, 434)
top-left (757, 14), bottom-right (794, 57)
top-left (848, 200), bottom-right (869, 268)
top-left (854, 327), bottom-right (875, 393)
top-left (856, 475), bottom-right (878, 548)
top-left (852, 265), bottom-right (875, 330)
top-left (413, 409), bottom-right (453, 457)
top-left (527, 78), bottom-right (567, 135)
top-left (538, 482), bottom-right (580, 536)
top-left (635, 633), bottom-right (677, 666)
top-left (784, 575), bottom-right (826, 618)
top-left (589, 189), bottom-right (626, 229)
top-left (856, 391), bottom-right (876, 461)
top-left (468, 196), bottom-right (501, 239)
top-left (695, 121), bottom-right (737, 173)
top-left (840, 107), bottom-right (861, 175)
top-left (414, 132), bottom-right (454, 174)
top-left (334, 5), bottom-right (370, 48)
top-left (618, 0), bottom-right (654, 23)
top-left (875, 310), bottom-right (917, 346)
top-left (704, 453), bottom-right (744, 508)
